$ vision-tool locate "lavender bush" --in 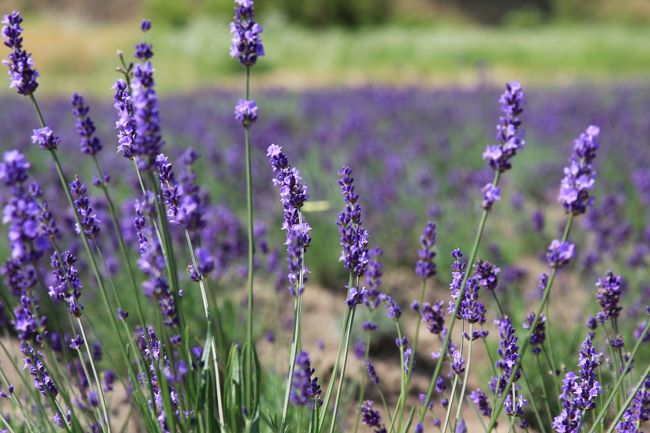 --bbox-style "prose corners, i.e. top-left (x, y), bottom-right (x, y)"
top-left (0, 5), bottom-right (648, 433)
